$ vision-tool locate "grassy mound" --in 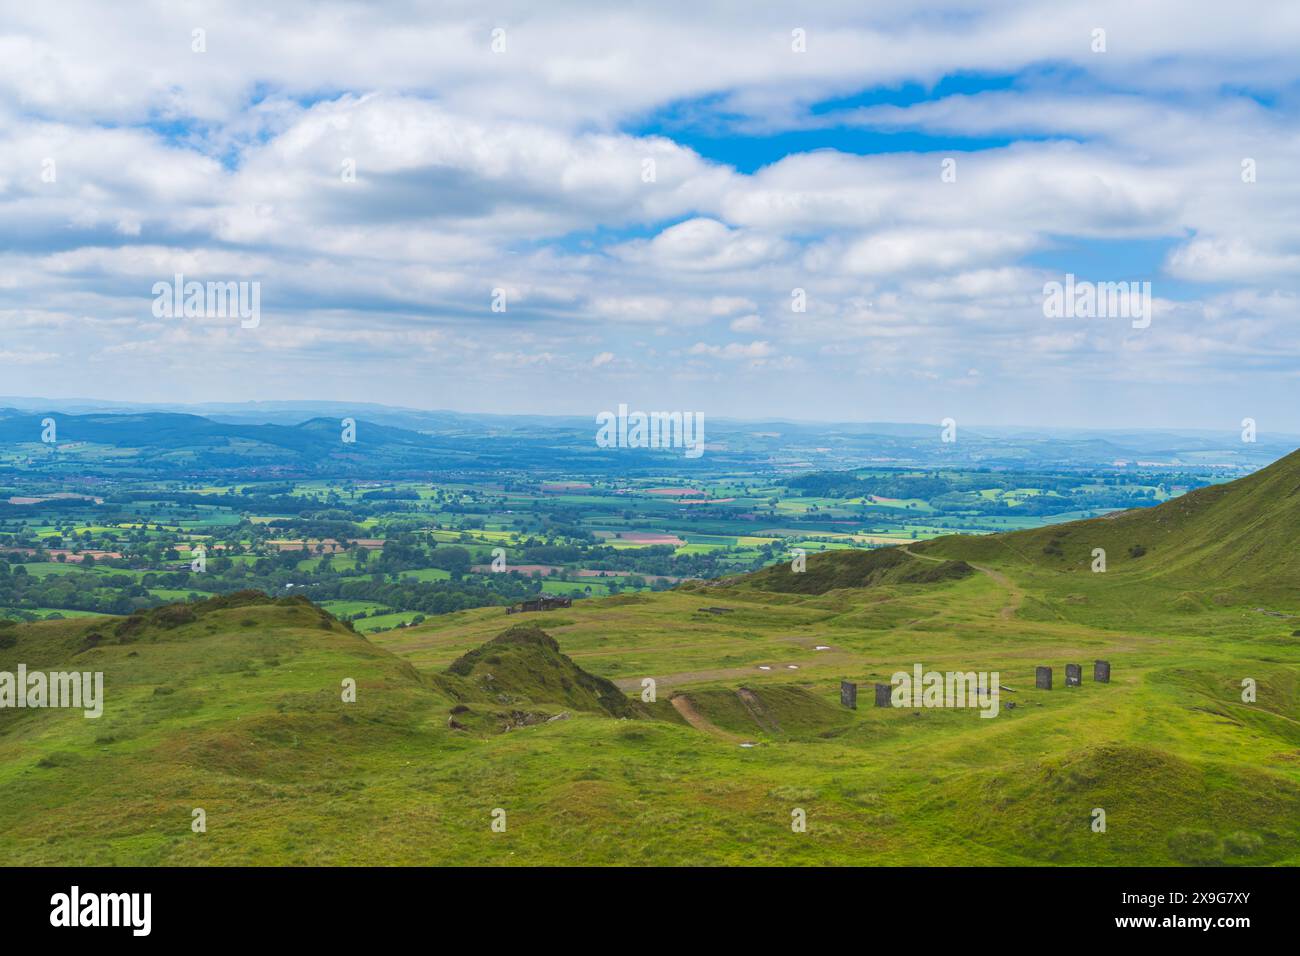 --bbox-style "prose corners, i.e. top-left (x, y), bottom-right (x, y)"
top-left (435, 623), bottom-right (637, 720)
top-left (732, 547), bottom-right (974, 595)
